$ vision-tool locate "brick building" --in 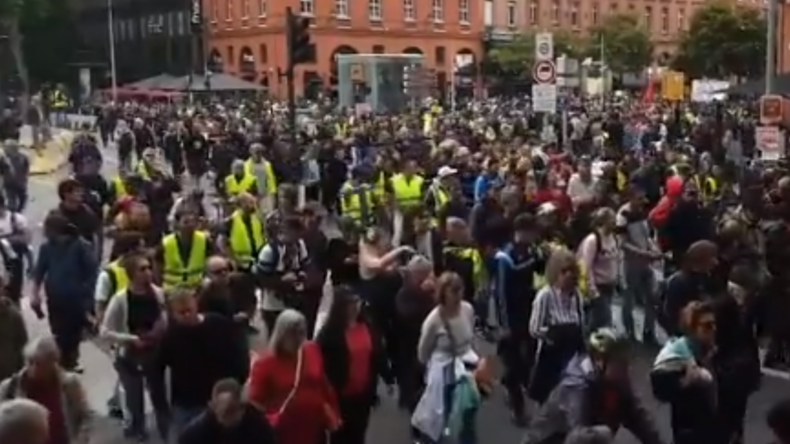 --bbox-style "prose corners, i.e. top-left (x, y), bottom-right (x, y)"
top-left (483, 0), bottom-right (723, 62)
top-left (780, 2), bottom-right (790, 73)
top-left (205, 0), bottom-right (484, 96)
